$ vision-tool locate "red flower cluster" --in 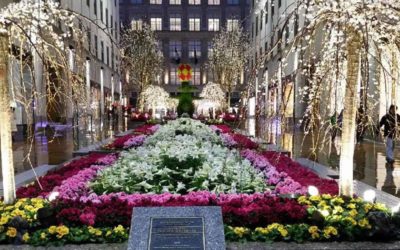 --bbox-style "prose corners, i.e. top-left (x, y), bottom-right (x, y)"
top-left (54, 192), bottom-right (307, 228)
top-left (134, 124), bottom-right (158, 135)
top-left (131, 112), bottom-right (150, 122)
top-left (261, 151), bottom-right (339, 195)
top-left (105, 134), bottom-right (135, 149)
top-left (212, 124), bottom-right (232, 134)
top-left (16, 153), bottom-right (109, 198)
top-left (221, 113), bottom-right (239, 122)
top-left (230, 133), bottom-right (259, 150)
